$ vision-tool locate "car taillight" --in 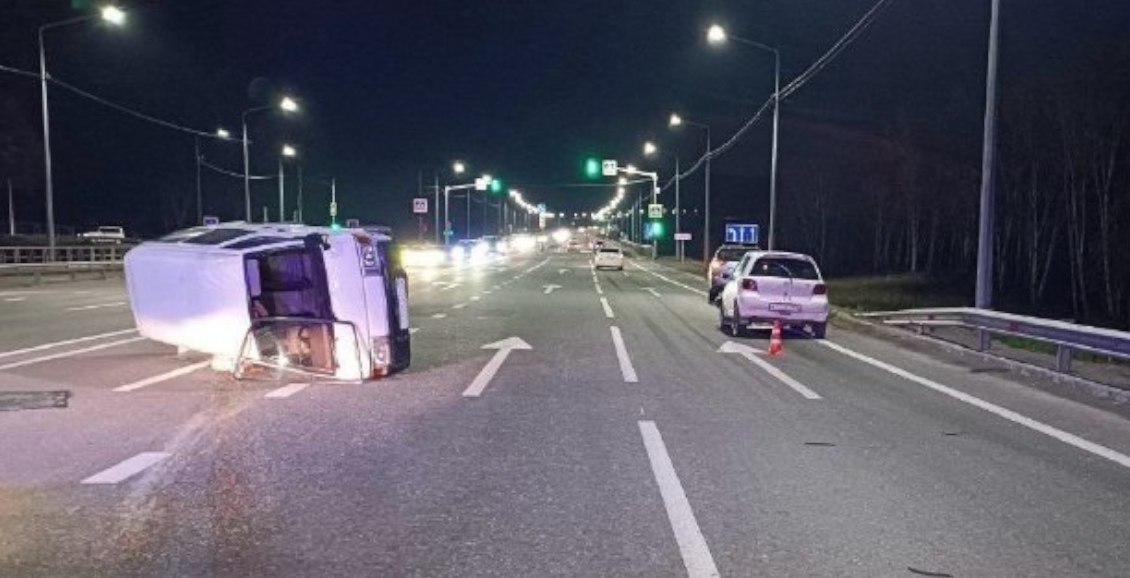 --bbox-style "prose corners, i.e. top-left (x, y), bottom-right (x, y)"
top-left (709, 260), bottom-right (722, 273)
top-left (813, 283), bottom-right (827, 295)
top-left (741, 278), bottom-right (757, 292)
